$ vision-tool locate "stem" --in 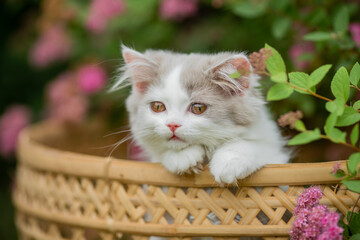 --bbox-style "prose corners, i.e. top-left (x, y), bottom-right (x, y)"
top-left (351, 85), bottom-right (360, 92)
top-left (286, 82), bottom-right (360, 113)
top-left (286, 82), bottom-right (333, 102)
top-left (320, 134), bottom-right (360, 152)
top-left (348, 196), bottom-right (360, 225)
top-left (261, 70), bottom-right (360, 113)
